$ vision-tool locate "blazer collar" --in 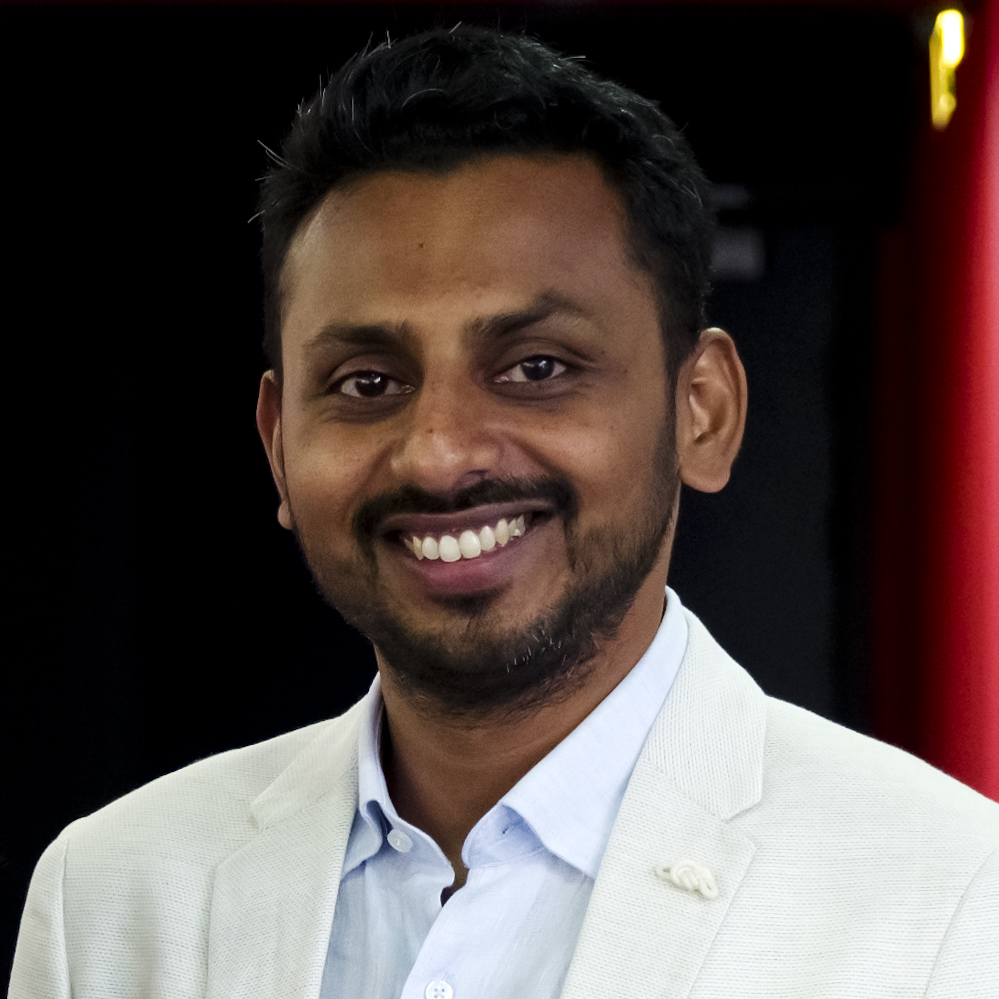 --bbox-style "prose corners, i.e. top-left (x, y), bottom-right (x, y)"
top-left (206, 698), bottom-right (367, 999)
top-left (639, 609), bottom-right (766, 821)
top-left (561, 609), bottom-right (767, 999)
